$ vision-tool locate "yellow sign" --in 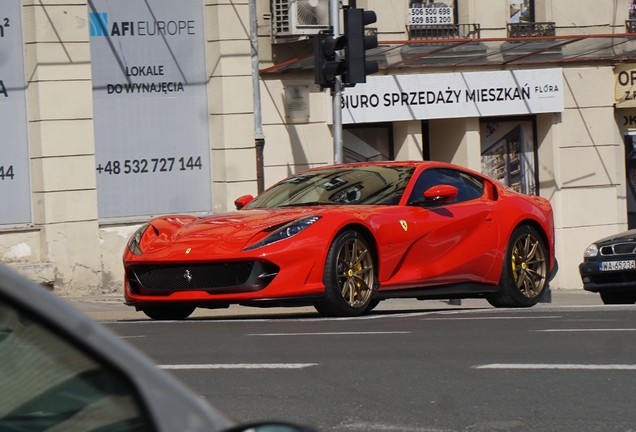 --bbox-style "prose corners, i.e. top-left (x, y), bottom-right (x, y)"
top-left (400, 220), bottom-right (408, 231)
top-left (615, 64), bottom-right (636, 108)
